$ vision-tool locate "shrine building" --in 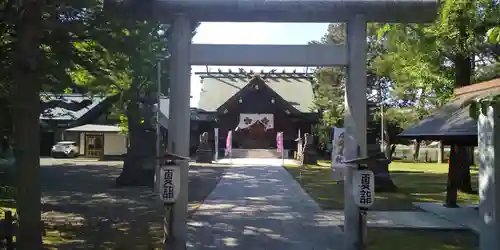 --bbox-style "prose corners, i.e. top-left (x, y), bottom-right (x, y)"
top-left (192, 70), bottom-right (320, 157)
